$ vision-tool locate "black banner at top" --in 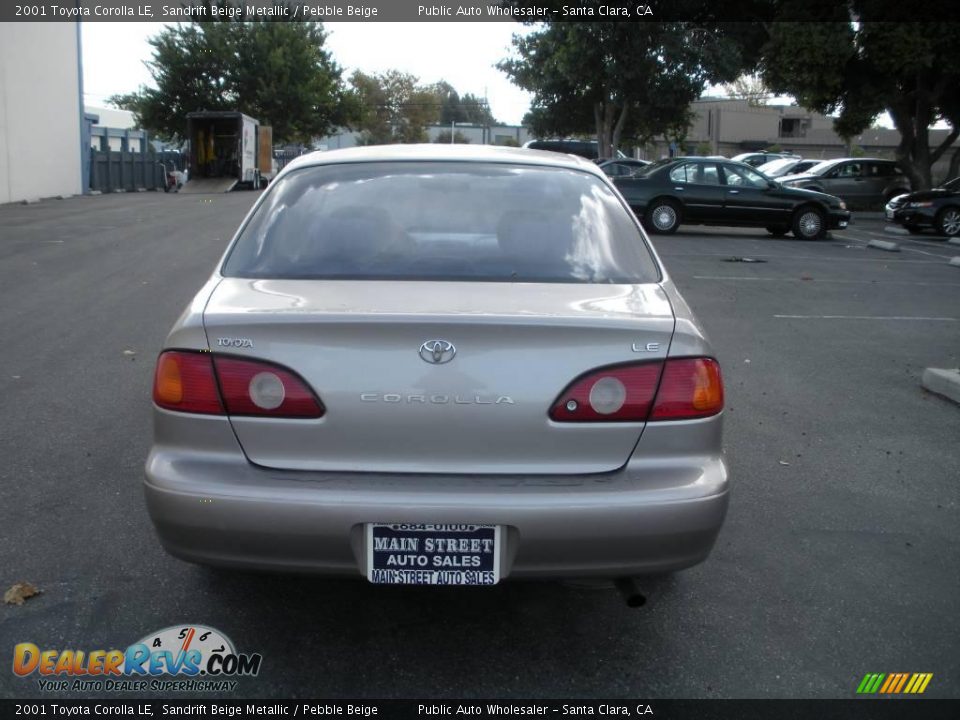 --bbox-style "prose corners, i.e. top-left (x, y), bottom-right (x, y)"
top-left (0, 0), bottom-right (954, 22)
top-left (1, 700), bottom-right (960, 719)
